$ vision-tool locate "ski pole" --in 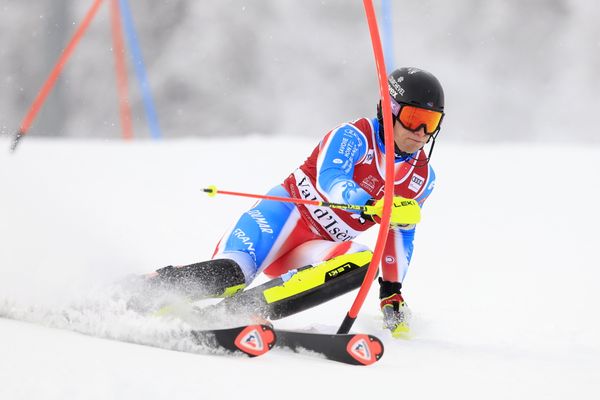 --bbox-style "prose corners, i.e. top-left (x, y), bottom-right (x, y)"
top-left (202, 185), bottom-right (379, 215)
